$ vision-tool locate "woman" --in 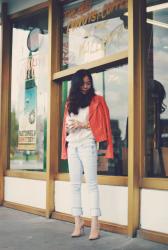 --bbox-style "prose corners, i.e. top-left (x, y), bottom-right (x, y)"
top-left (61, 69), bottom-right (114, 240)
